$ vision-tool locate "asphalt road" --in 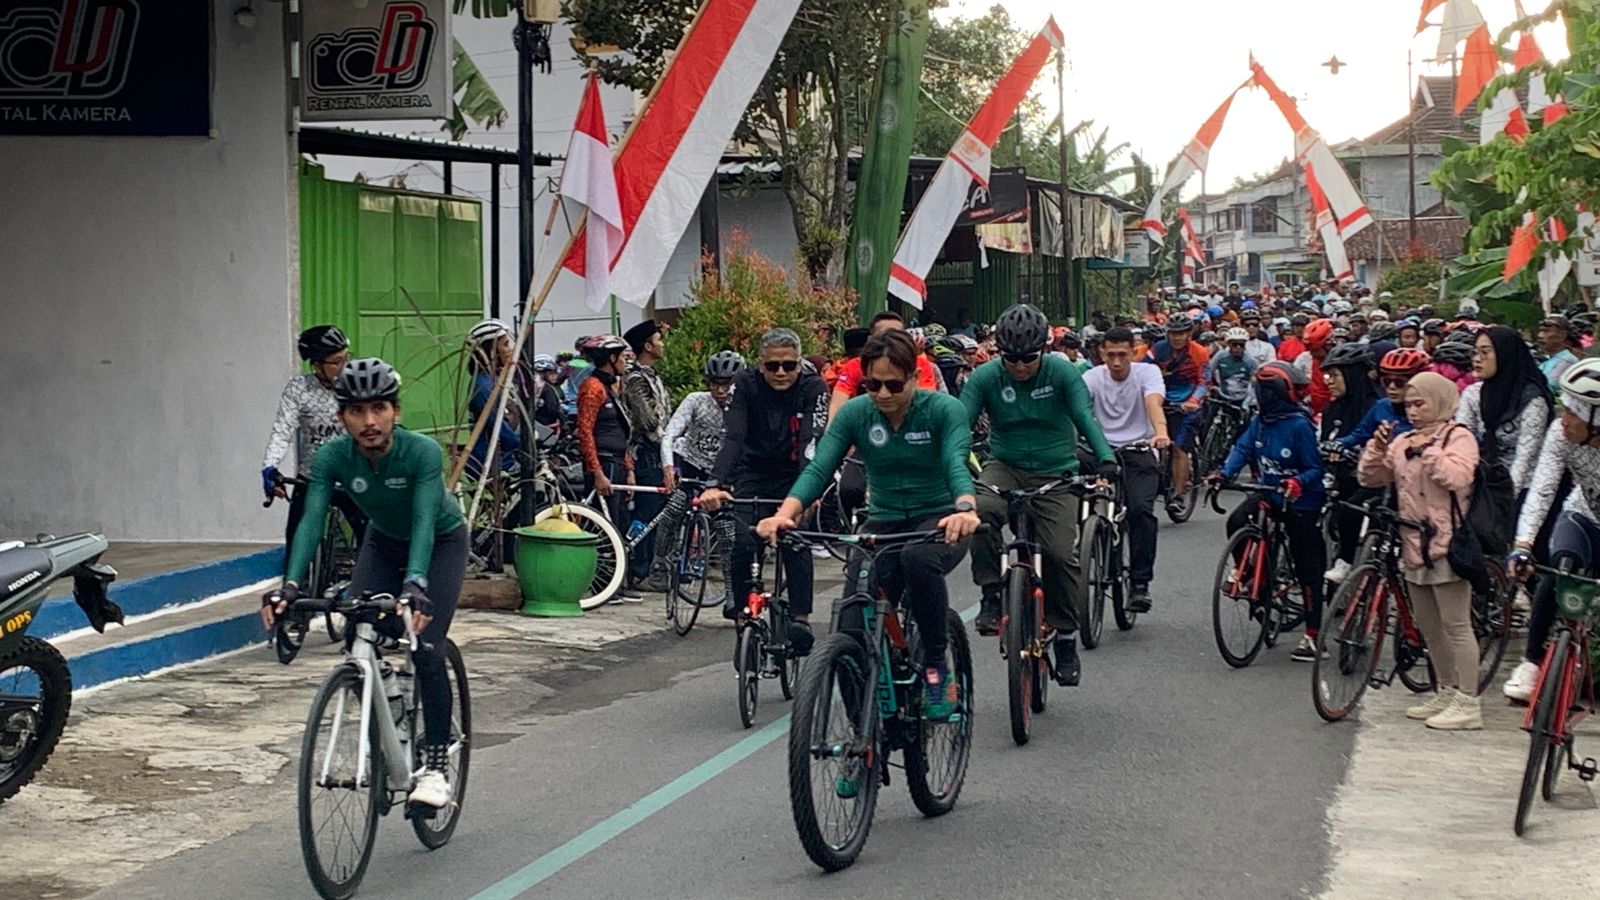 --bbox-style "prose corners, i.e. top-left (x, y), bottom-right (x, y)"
top-left (100, 507), bottom-right (1356, 900)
